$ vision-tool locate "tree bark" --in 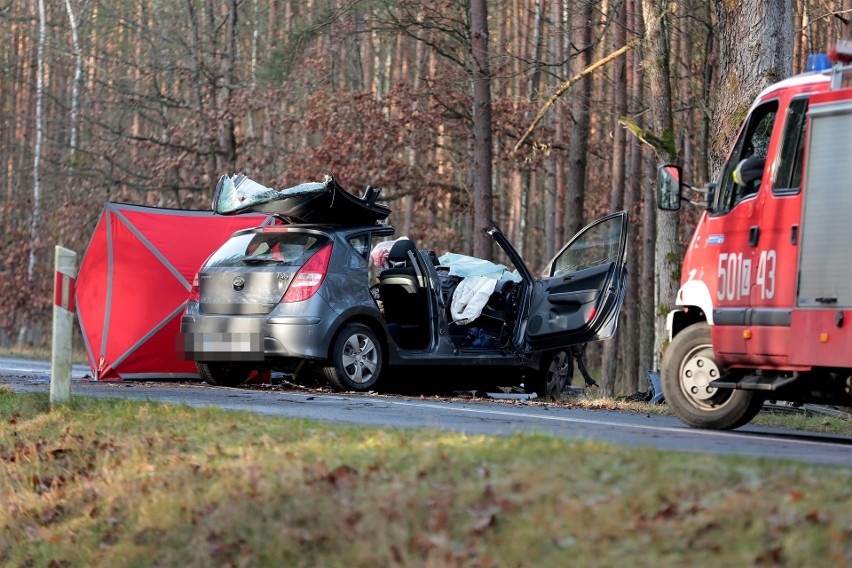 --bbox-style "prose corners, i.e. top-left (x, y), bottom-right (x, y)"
top-left (28, 0), bottom-right (46, 283)
top-left (640, 152), bottom-right (657, 377)
top-left (564, 0), bottom-right (594, 240)
top-left (63, 0), bottom-right (82, 172)
top-left (471, 0), bottom-right (494, 259)
top-left (641, 0), bottom-right (679, 370)
top-left (601, 0), bottom-right (629, 394)
top-left (711, 0), bottom-right (793, 174)
top-left (621, 0), bottom-right (645, 394)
